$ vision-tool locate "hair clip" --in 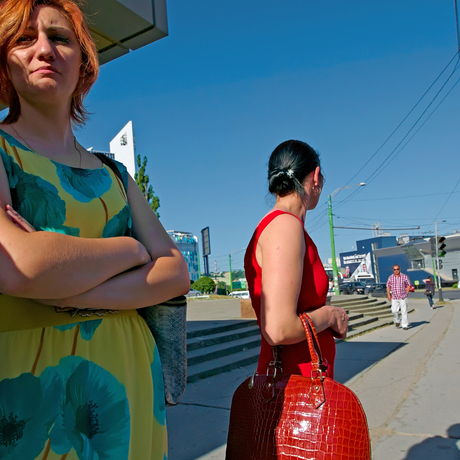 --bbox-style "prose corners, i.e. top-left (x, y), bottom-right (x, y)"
top-left (286, 169), bottom-right (294, 178)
